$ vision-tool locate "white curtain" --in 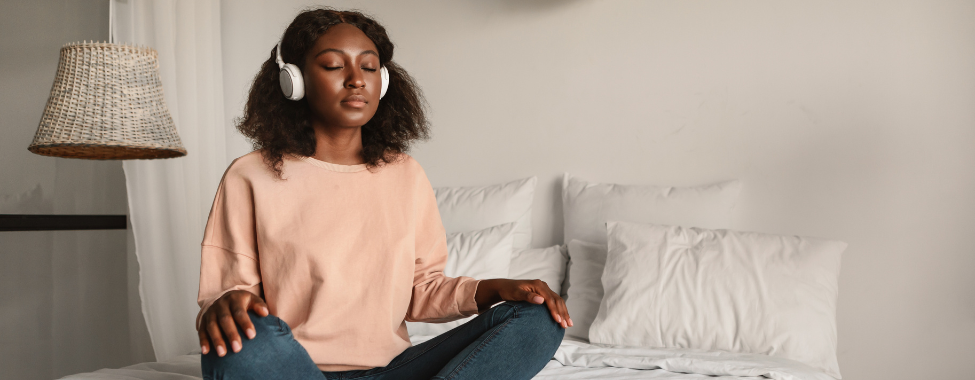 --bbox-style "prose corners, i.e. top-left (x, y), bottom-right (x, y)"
top-left (114, 0), bottom-right (231, 361)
